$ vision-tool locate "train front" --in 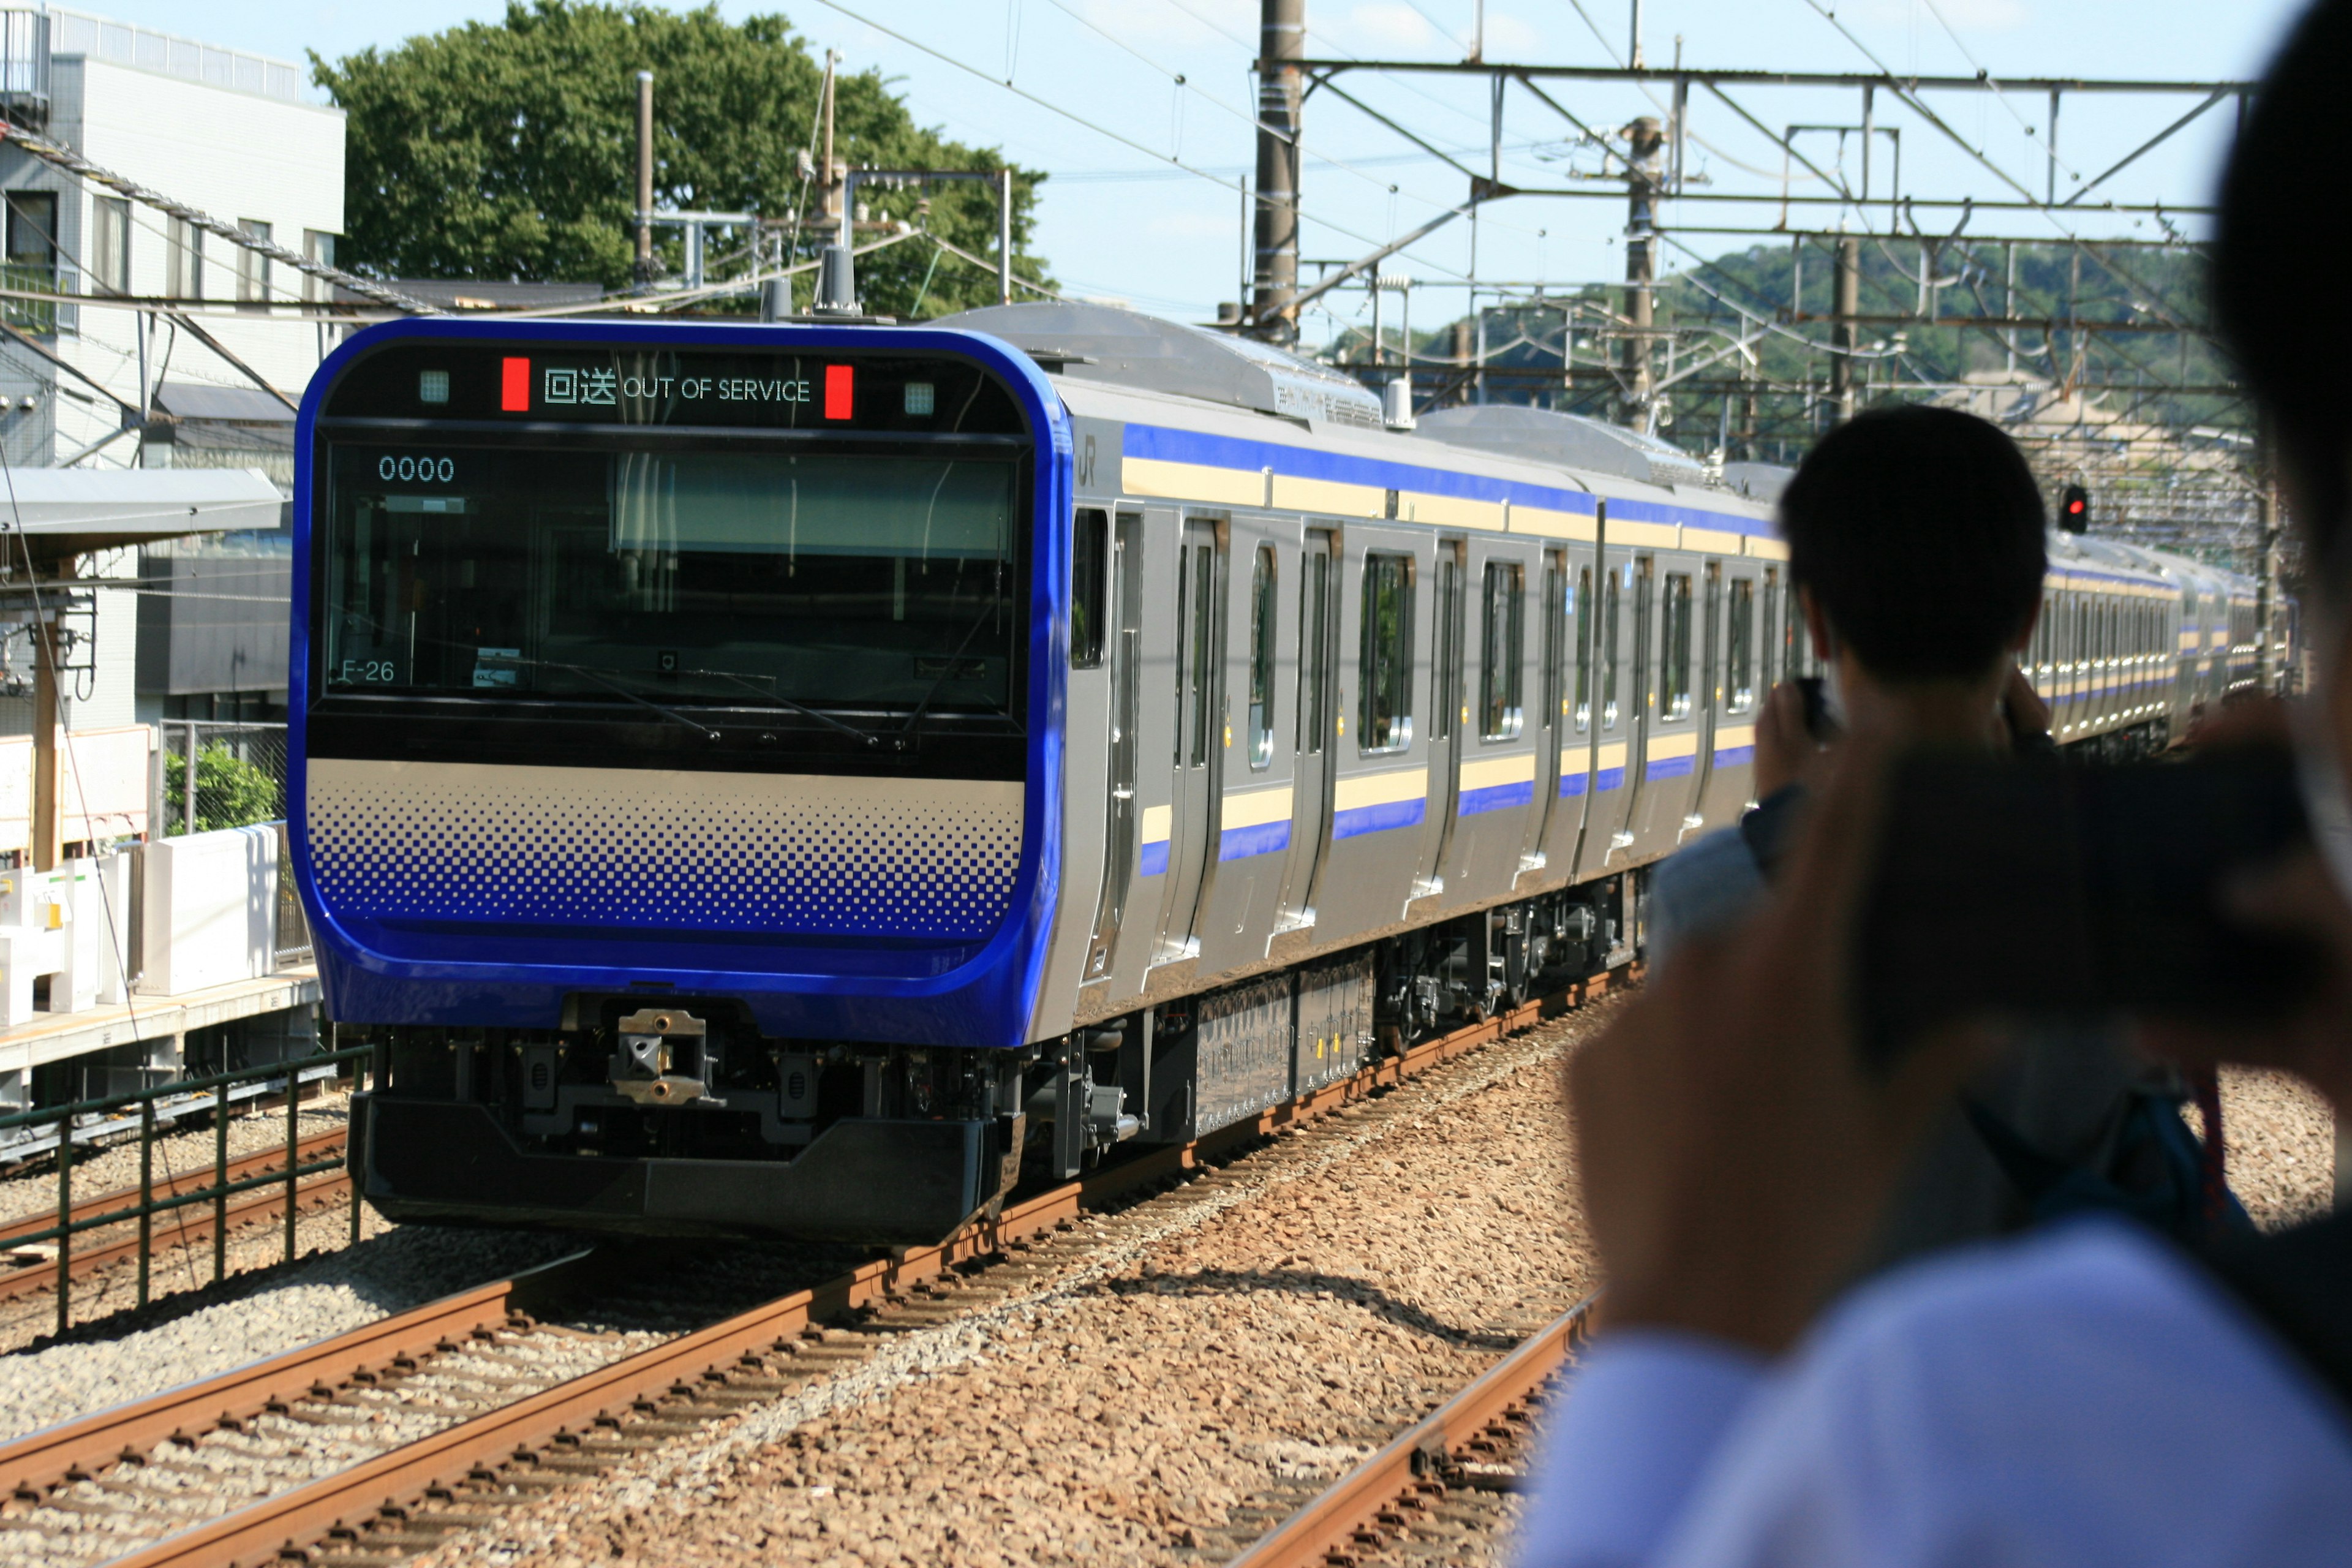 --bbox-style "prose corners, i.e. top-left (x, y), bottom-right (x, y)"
top-left (290, 320), bottom-right (1068, 1242)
